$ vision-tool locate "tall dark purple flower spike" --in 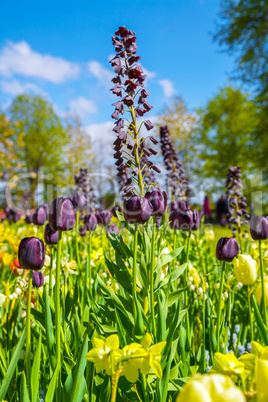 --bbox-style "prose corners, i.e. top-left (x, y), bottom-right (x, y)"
top-left (110, 26), bottom-right (160, 200)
